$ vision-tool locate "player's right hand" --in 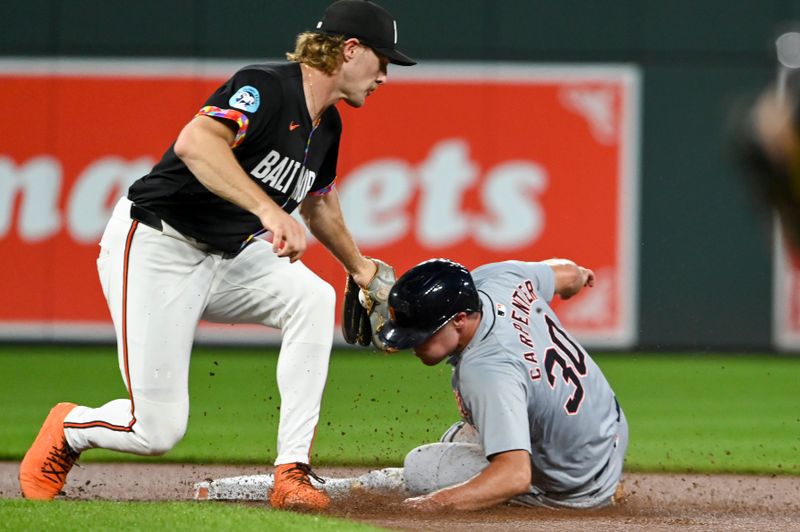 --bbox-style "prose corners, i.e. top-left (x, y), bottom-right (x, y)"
top-left (580, 267), bottom-right (595, 288)
top-left (402, 494), bottom-right (445, 511)
top-left (259, 208), bottom-right (307, 262)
